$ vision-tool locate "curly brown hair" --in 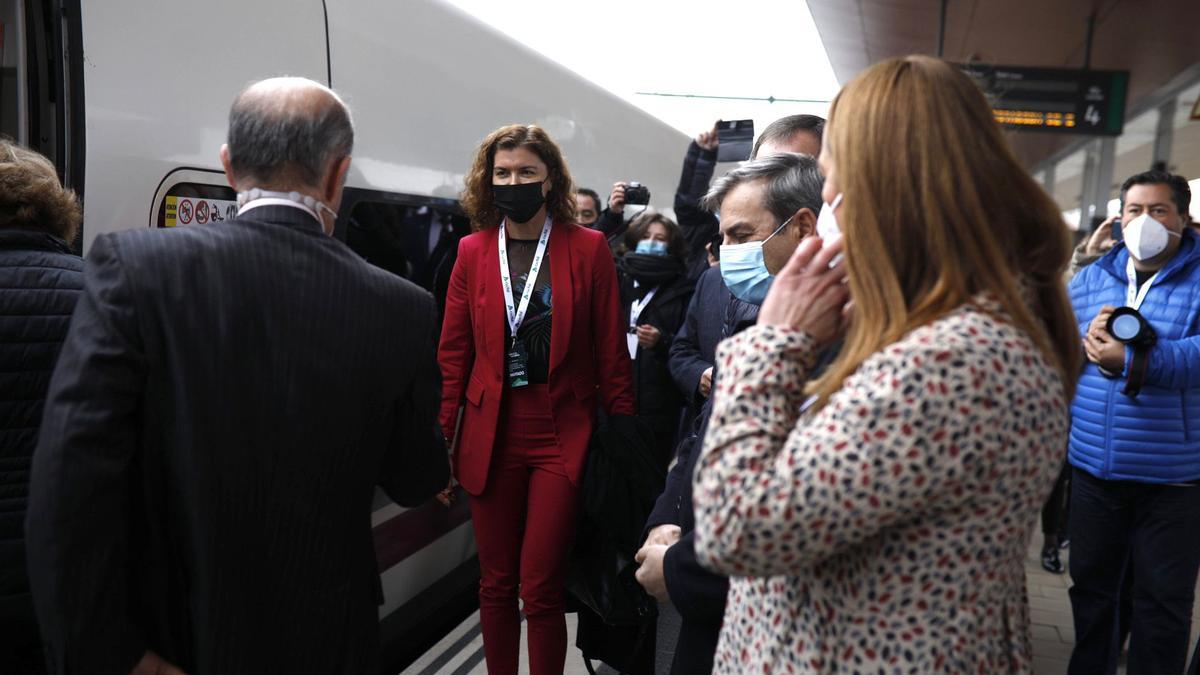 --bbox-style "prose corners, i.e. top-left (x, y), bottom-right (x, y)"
top-left (0, 139), bottom-right (81, 242)
top-left (461, 124), bottom-right (576, 230)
